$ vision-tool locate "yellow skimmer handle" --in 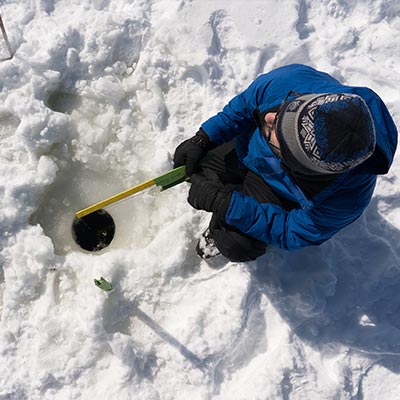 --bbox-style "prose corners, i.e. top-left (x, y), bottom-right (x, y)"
top-left (75, 166), bottom-right (186, 219)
